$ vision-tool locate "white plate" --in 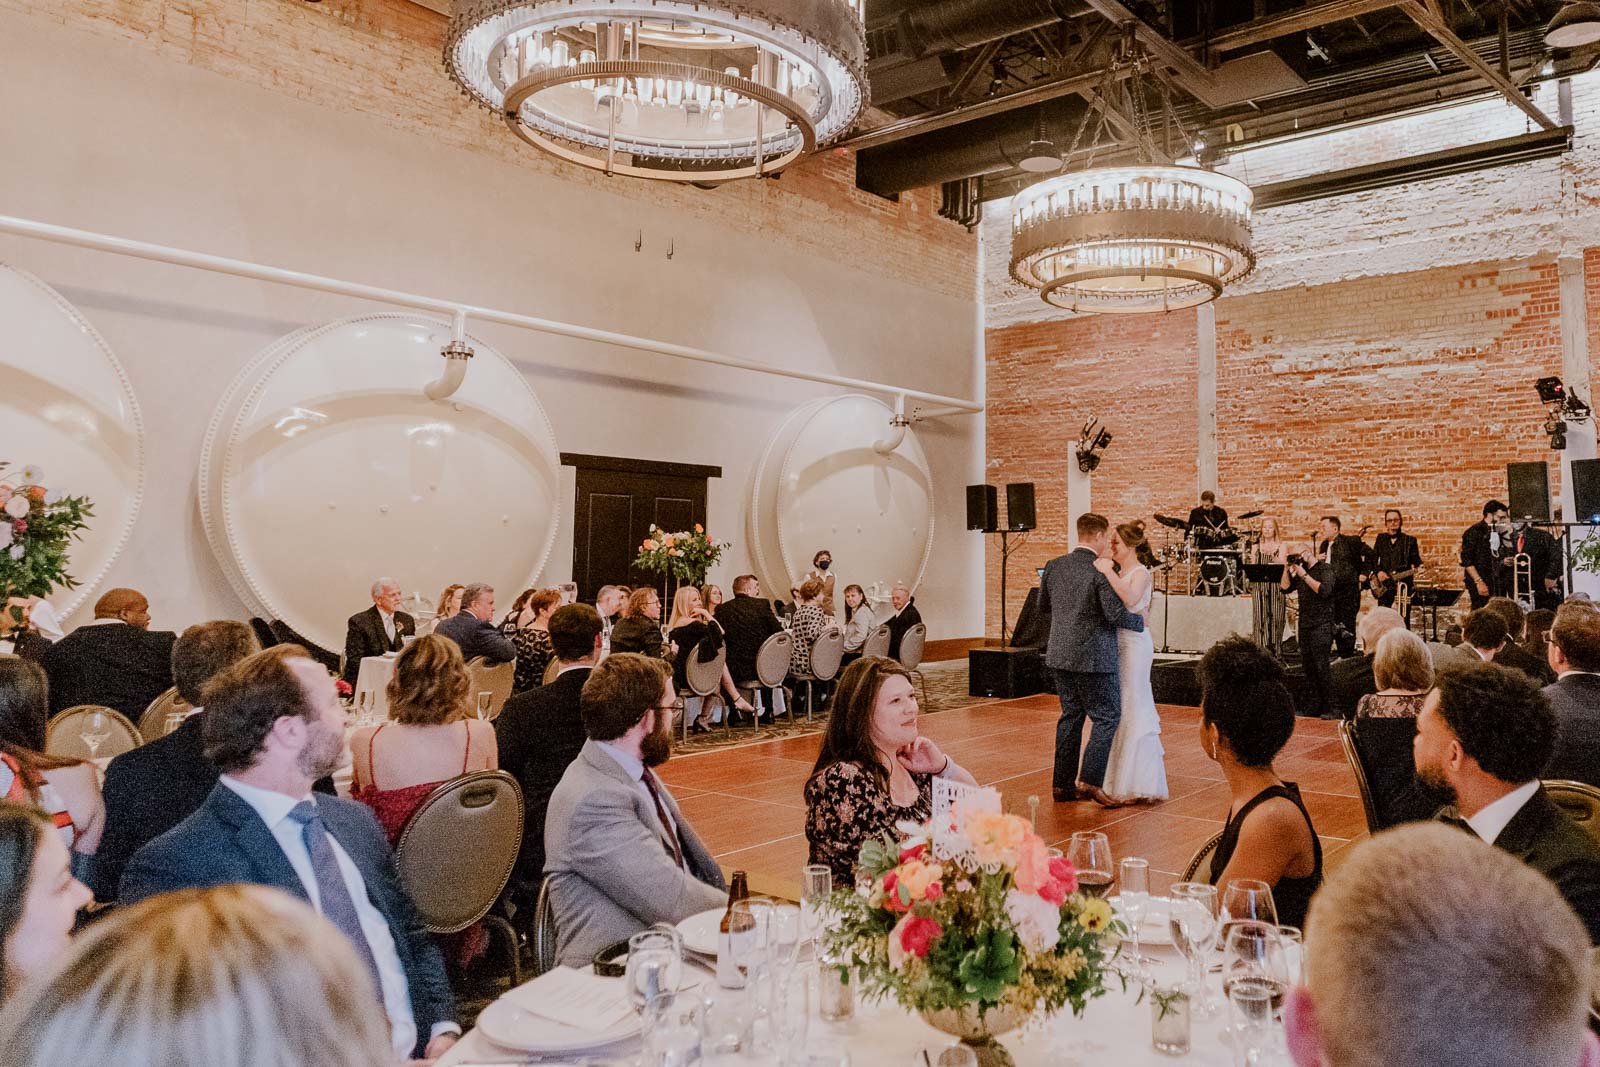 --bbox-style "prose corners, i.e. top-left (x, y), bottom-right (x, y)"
top-left (475, 997), bottom-right (641, 1054)
top-left (1109, 894), bottom-right (1174, 945)
top-left (677, 907), bottom-right (725, 957)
